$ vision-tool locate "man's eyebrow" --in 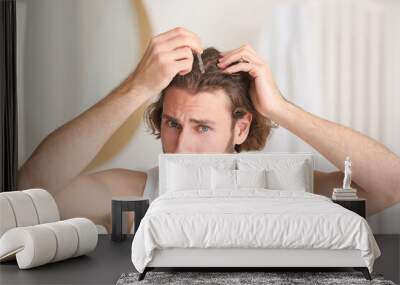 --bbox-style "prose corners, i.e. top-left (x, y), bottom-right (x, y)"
top-left (189, 118), bottom-right (216, 125)
top-left (162, 114), bottom-right (179, 122)
top-left (162, 114), bottom-right (216, 125)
